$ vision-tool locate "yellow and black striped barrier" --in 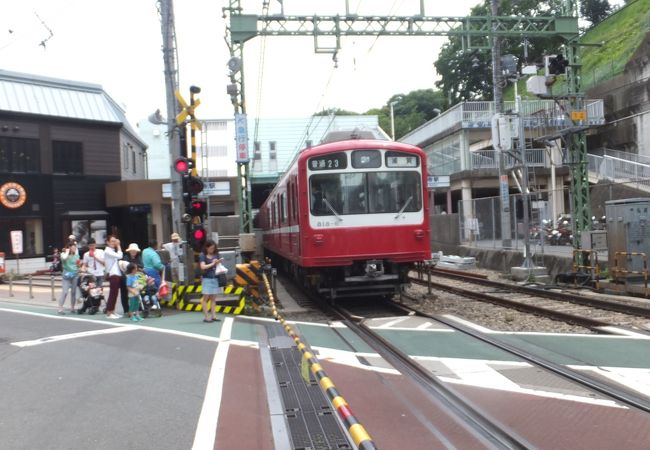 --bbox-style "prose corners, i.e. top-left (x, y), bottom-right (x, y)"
top-left (262, 273), bottom-right (377, 450)
top-left (234, 260), bottom-right (263, 298)
top-left (614, 251), bottom-right (649, 297)
top-left (160, 282), bottom-right (246, 314)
